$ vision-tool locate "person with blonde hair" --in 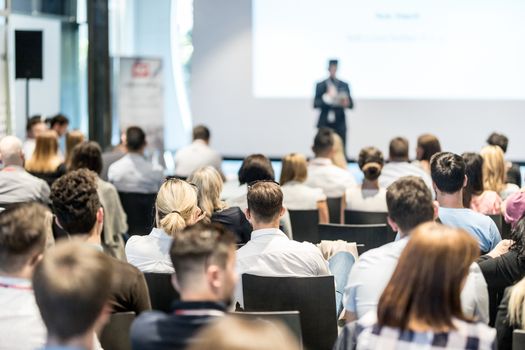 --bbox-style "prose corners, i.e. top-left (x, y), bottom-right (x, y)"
top-left (496, 276), bottom-right (525, 349)
top-left (280, 153), bottom-right (328, 224)
top-left (65, 130), bottom-right (85, 169)
top-left (331, 132), bottom-right (348, 169)
top-left (480, 145), bottom-right (519, 200)
top-left (125, 178), bottom-right (205, 273)
top-left (25, 130), bottom-right (66, 186)
top-left (188, 166), bottom-right (252, 243)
